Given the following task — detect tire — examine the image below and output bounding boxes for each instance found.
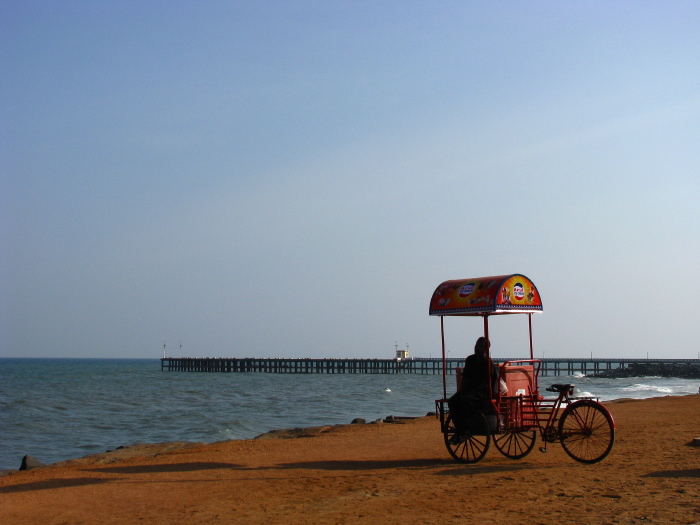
[494,430,537,460]
[558,400,615,464]
[444,413,490,464]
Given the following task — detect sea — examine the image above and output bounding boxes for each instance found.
[1,358,698,471]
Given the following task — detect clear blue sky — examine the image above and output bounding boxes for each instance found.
[2,1,699,359]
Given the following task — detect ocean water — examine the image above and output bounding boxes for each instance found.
[1,358,698,471]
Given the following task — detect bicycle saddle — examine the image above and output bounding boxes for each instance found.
[546,383,574,393]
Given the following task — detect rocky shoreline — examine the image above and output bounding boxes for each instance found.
[589,362,700,379]
[0,414,421,477]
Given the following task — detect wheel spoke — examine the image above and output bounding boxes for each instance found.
[444,414,491,463]
[559,401,614,463]
[494,430,536,460]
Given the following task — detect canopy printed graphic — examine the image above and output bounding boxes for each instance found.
[429,274,542,316]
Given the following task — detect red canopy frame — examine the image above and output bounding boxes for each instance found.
[429,274,543,400]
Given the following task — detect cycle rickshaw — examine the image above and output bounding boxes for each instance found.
[431,274,615,464]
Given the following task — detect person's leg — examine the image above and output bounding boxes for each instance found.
[448,392,467,433]
[461,396,480,434]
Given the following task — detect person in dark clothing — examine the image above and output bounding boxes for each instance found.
[447,336,499,444]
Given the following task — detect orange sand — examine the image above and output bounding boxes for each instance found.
[1,395,699,524]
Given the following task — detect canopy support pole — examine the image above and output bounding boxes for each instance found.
[441,316,447,400]
[528,313,534,360]
[483,315,494,404]
[483,315,490,345]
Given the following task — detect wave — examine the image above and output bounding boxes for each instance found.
[622,383,673,393]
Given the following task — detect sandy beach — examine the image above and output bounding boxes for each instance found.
[1,395,698,524]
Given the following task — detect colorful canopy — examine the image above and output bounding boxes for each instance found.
[429,274,542,316]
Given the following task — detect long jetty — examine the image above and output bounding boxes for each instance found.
[159,357,698,376]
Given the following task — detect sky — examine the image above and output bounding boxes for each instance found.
[2,1,699,360]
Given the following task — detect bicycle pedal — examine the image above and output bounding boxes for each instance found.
[539,447,547,453]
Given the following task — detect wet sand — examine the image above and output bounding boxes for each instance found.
[1,395,699,524]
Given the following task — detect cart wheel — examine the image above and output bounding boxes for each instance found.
[558,400,615,464]
[494,430,537,460]
[444,413,490,463]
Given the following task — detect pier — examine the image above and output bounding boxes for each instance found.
[160,357,699,376]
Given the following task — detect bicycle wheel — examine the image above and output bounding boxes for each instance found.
[444,413,490,464]
[558,400,615,464]
[494,430,537,460]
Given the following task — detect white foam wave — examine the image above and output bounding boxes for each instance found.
[622,384,673,393]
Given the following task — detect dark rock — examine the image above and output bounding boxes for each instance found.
[19,455,46,471]
[351,418,366,424]
[589,362,700,379]
[254,426,332,439]
[384,415,418,422]
[383,415,417,424]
